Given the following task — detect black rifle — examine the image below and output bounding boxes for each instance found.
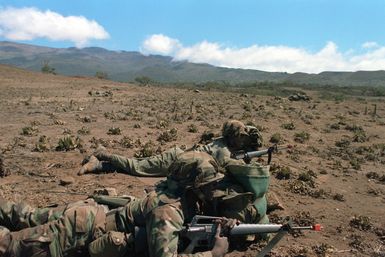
[231,144,293,164]
[181,215,321,257]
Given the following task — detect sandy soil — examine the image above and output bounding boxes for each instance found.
[0,64,384,257]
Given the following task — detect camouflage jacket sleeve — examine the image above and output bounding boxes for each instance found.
[146,202,212,257]
[194,138,232,168]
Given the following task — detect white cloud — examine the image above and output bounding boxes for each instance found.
[362,41,379,49]
[141,35,385,73]
[141,34,181,55]
[0,7,109,47]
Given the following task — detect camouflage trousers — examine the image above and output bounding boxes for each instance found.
[1,203,106,257]
[97,146,184,177]
[0,199,136,257]
[0,198,67,231]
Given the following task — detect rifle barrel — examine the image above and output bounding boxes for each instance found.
[229,223,320,236]
[230,224,283,235]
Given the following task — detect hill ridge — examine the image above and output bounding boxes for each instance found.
[1,41,385,86]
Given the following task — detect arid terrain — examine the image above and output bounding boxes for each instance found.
[0,64,384,257]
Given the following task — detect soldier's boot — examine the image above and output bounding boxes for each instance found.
[93,145,113,161]
[0,226,11,256]
[78,156,103,175]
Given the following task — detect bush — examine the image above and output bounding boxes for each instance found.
[335,138,351,148]
[41,60,56,74]
[107,127,121,135]
[352,130,367,142]
[77,127,90,135]
[187,124,198,133]
[21,126,39,136]
[281,122,295,130]
[95,71,108,79]
[56,136,82,151]
[120,136,134,148]
[294,131,310,143]
[350,215,372,231]
[270,133,282,144]
[134,141,161,157]
[34,135,50,152]
[274,166,292,180]
[135,76,152,86]
[157,128,178,143]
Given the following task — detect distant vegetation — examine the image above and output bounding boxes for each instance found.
[41,60,56,75]
[158,80,385,98]
[95,71,108,79]
[135,76,153,86]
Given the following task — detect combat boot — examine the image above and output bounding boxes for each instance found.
[0,226,11,256]
[78,156,102,175]
[93,145,113,161]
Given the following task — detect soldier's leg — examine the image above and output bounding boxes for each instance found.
[2,224,52,257]
[103,146,185,177]
[79,146,184,177]
[78,156,116,175]
[0,198,54,231]
[4,204,107,257]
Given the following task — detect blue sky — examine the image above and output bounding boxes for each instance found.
[1,0,385,73]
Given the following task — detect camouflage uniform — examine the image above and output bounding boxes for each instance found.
[0,198,99,231]
[0,199,106,257]
[95,139,229,177]
[0,152,233,257]
[83,120,262,177]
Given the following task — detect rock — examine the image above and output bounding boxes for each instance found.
[93,187,117,196]
[59,176,75,186]
[288,93,310,101]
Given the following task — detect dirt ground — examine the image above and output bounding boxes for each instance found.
[0,64,384,257]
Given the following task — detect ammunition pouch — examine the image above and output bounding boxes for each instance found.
[88,231,134,257]
[105,210,118,232]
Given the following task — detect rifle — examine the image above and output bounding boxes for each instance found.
[181,215,321,257]
[231,144,293,164]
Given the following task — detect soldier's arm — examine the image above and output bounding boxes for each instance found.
[146,204,213,257]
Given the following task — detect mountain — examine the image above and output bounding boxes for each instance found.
[1,41,385,86]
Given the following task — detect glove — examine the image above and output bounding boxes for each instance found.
[211,224,229,257]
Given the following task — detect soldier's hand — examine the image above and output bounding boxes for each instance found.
[215,217,240,234]
[211,224,229,257]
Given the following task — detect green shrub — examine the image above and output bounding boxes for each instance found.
[157,128,178,143]
[270,133,282,144]
[95,71,108,79]
[350,215,372,231]
[134,141,160,157]
[34,135,50,152]
[294,131,310,143]
[335,138,351,148]
[281,122,295,130]
[56,136,82,151]
[77,127,90,135]
[21,126,39,136]
[107,127,121,135]
[275,166,292,180]
[187,124,198,133]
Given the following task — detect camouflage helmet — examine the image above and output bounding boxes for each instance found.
[245,125,263,148]
[167,151,224,189]
[222,120,263,149]
[222,120,248,138]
